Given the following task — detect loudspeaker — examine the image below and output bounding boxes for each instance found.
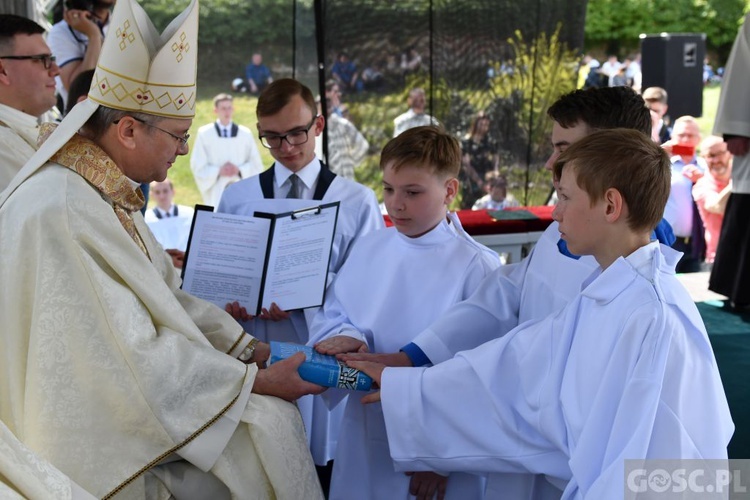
[640,33,705,119]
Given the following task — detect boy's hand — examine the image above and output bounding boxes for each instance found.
[259,302,291,322]
[315,336,367,355]
[406,471,447,500]
[338,351,413,367]
[346,360,385,404]
[225,301,252,322]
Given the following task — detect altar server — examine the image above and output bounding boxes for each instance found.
[309,126,499,500]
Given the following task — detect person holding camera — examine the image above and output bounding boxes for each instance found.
[47,0,114,111]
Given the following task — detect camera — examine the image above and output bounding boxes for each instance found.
[65,0,94,13]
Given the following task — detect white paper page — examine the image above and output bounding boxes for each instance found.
[181,211,272,310]
[261,204,339,312]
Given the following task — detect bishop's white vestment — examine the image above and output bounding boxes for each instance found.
[0,132,322,499]
[308,217,499,499]
[381,243,733,499]
[0,419,95,499]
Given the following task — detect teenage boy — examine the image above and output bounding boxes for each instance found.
[216,78,382,488]
[309,126,499,500]
[351,129,733,499]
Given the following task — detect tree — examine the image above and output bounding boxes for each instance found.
[585,0,747,62]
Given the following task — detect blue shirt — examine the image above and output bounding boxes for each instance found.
[245,63,272,84]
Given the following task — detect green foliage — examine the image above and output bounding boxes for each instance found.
[585,0,748,60]
[490,25,579,156]
[140,0,311,85]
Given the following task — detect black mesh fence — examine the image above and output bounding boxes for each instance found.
[295,0,588,206]
[183,0,588,207]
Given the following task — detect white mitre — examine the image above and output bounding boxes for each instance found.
[0,0,199,208]
[89,0,197,118]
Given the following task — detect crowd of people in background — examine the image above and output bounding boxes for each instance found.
[182,47,738,276]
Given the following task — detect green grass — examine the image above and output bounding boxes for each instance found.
[164,84,725,209]
[697,83,721,139]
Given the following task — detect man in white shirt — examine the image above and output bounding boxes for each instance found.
[0,15,60,190]
[663,115,707,272]
[190,92,264,206]
[393,87,438,137]
[47,0,113,111]
[144,178,194,253]
[600,54,621,87]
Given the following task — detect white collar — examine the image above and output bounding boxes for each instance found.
[155,205,175,216]
[0,102,40,147]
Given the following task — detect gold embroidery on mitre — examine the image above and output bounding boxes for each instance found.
[86,0,198,119]
[171,32,189,63]
[116,20,135,50]
[40,123,151,259]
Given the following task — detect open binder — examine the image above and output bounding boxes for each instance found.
[181,202,340,315]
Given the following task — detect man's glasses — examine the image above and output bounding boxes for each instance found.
[115,116,190,147]
[259,116,318,149]
[0,54,57,70]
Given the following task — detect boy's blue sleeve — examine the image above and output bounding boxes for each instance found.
[401,342,431,367]
[652,218,675,246]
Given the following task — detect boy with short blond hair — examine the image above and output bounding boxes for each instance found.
[352,128,733,499]
[309,126,499,500]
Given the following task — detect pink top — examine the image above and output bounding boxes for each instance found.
[692,174,729,263]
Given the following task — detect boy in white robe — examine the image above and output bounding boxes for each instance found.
[309,126,500,500]
[351,129,734,499]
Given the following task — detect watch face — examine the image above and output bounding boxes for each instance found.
[239,339,258,362]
